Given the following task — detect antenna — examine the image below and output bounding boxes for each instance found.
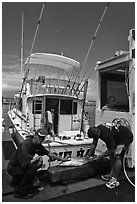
[21,12,24,76]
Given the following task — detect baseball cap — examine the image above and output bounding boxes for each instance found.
[36,128,48,137]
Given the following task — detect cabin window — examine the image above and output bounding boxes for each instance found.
[73,102,77,114]
[46,98,59,111]
[101,73,129,112]
[60,99,72,114]
[32,100,42,114]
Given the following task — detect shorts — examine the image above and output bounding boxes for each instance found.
[114,144,129,159]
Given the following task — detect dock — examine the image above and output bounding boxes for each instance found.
[2,105,135,202]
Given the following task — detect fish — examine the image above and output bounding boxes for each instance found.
[59,157,94,167]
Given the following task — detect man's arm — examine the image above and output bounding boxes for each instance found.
[95,136,115,161]
[48,151,69,162]
[95,148,114,161]
[89,139,98,156]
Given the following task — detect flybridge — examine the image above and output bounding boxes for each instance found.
[24,53,81,70]
[22,53,82,97]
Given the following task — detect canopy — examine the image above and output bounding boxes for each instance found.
[25,53,81,70]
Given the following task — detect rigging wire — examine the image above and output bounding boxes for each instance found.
[74,2,109,95]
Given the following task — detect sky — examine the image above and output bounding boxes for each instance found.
[2,1,135,101]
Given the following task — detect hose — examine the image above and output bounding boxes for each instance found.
[123,153,135,187]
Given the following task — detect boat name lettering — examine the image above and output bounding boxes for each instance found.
[49,148,90,162]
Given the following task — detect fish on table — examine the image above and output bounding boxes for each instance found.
[59,157,95,167]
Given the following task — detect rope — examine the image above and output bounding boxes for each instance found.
[123,151,135,187]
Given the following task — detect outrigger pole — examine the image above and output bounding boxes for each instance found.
[29,3,45,55]
[73,3,109,136]
[19,3,45,99]
[74,2,110,95]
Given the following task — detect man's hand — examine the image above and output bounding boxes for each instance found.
[94,155,102,161]
[37,158,43,168]
[62,155,71,162]
[31,156,43,167]
[31,156,42,163]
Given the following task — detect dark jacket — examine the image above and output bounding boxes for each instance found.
[7,138,49,176]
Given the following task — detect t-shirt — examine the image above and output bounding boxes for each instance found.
[46,110,53,123]
[97,124,133,150]
[112,126,133,145]
[97,124,116,150]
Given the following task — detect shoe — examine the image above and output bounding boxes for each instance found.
[106,177,120,189]
[101,174,112,181]
[13,192,35,199]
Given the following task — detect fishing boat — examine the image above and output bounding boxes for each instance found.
[7,3,110,169]
[8,52,93,168]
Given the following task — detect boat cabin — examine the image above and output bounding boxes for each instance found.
[14,53,88,139]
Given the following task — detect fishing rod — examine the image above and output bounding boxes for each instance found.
[30,3,45,55]
[67,69,80,95]
[76,66,95,96]
[74,2,109,95]
[68,70,81,95]
[62,64,78,94]
[69,61,94,97]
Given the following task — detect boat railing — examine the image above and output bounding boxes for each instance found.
[28,77,84,96]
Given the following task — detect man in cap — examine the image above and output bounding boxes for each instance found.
[87,123,133,189]
[7,128,69,199]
